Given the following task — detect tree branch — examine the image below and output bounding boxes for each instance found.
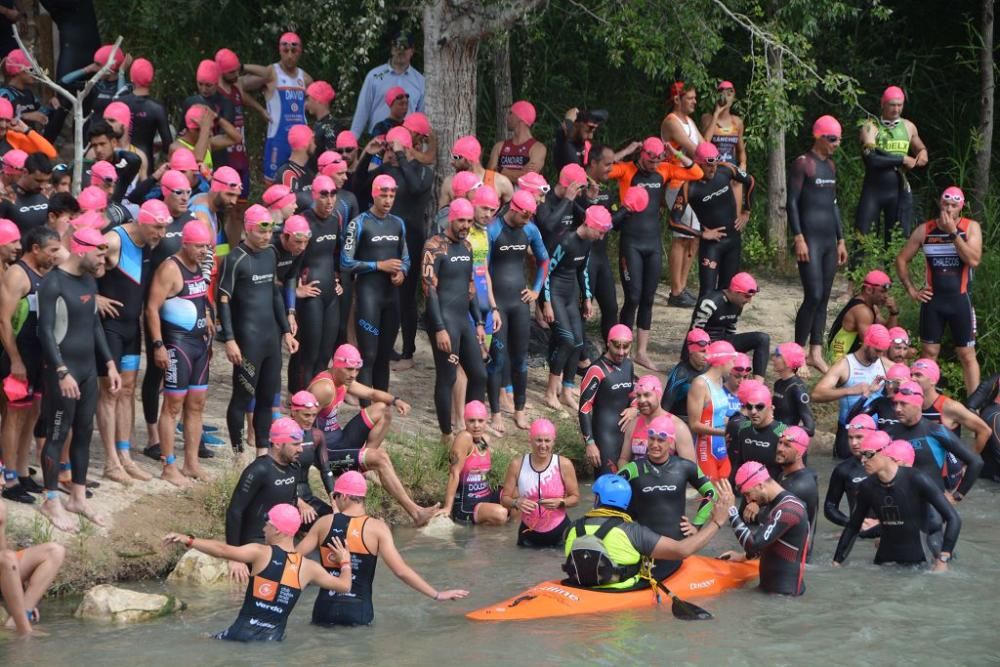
[443,0,547,42]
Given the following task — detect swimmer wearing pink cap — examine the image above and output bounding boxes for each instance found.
[440,401,510,526]
[578,323,635,471]
[910,359,991,450]
[828,267,897,363]
[771,340,814,436]
[688,339,741,481]
[775,425,817,545]
[0,218,20,263]
[488,100,544,181]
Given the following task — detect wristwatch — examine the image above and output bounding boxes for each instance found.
[152,340,165,350]
[951,491,963,502]
[56,367,70,380]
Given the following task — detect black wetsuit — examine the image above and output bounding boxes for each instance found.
[297,426,334,520]
[728,419,787,483]
[0,185,48,233]
[855,121,913,249]
[778,467,818,559]
[670,164,754,295]
[544,230,592,385]
[979,402,1000,481]
[824,455,869,527]
[181,92,236,168]
[225,454,298,545]
[486,217,548,413]
[689,289,770,377]
[334,190,361,347]
[846,391,902,434]
[787,151,843,347]
[217,242,291,451]
[312,513,378,626]
[340,210,409,391]
[422,232,486,434]
[38,268,112,491]
[620,456,715,578]
[772,375,815,435]
[661,359,702,421]
[273,159,313,212]
[287,207,342,393]
[728,491,809,596]
[552,120,586,171]
[309,115,341,172]
[579,182,621,341]
[119,92,173,163]
[834,466,961,565]
[578,355,634,474]
[216,545,303,642]
[536,189,582,251]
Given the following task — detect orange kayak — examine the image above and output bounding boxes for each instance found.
[467,556,759,621]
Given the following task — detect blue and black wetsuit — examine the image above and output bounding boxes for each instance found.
[543,230,592,387]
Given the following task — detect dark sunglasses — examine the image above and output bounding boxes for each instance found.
[96,175,116,185]
[392,94,410,102]
[861,445,889,460]
[450,153,465,161]
[743,402,767,412]
[732,366,751,374]
[642,151,666,161]
[737,288,760,296]
[688,340,710,349]
[76,238,108,251]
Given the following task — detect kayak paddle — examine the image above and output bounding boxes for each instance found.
[655,580,713,621]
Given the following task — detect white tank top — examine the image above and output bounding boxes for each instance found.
[266,64,306,139]
[517,454,566,533]
[838,354,889,424]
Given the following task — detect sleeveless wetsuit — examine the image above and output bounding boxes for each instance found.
[0,260,43,407]
[497,137,537,176]
[160,256,210,396]
[855,118,912,249]
[98,225,150,376]
[920,217,976,347]
[694,373,733,480]
[313,513,378,626]
[309,372,375,472]
[216,545,302,641]
[828,297,874,362]
[834,353,888,458]
[452,439,499,523]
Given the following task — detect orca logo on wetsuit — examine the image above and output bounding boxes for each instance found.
[642,484,678,492]
[450,255,471,262]
[701,186,731,202]
[609,382,633,390]
[18,204,48,212]
[635,182,661,190]
[165,231,182,238]
[316,234,337,243]
[499,244,527,251]
[274,476,297,486]
[746,439,771,448]
[370,235,399,242]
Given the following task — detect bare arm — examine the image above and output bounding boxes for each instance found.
[295,514,332,556]
[895,225,926,293]
[687,378,723,437]
[0,266,28,369]
[486,140,502,171]
[237,82,269,121]
[810,359,855,403]
[144,259,181,344]
[524,142,547,174]
[944,399,991,454]
[300,558,351,593]
[441,434,472,515]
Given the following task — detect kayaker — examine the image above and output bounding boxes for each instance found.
[562,474,731,590]
[500,418,580,547]
[619,414,717,579]
[717,466,810,596]
[442,401,509,525]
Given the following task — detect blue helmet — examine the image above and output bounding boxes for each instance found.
[593,474,632,510]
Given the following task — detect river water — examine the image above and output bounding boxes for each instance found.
[5,458,1000,666]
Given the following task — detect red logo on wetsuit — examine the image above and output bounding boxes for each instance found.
[80,294,92,304]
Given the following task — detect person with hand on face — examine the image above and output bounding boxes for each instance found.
[788,115,848,373]
[619,374,697,470]
[828,269,898,363]
[500,418,579,547]
[700,80,747,170]
[488,100,547,181]
[896,186,982,394]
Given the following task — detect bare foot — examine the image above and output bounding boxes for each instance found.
[181,466,206,480]
[560,391,578,410]
[103,465,133,486]
[634,354,661,372]
[412,503,442,527]
[390,357,414,372]
[513,411,531,430]
[499,391,515,414]
[806,356,829,374]
[64,497,106,527]
[542,393,562,411]
[489,413,506,436]
[121,459,153,481]
[39,498,78,533]
[161,466,192,487]
[440,433,455,450]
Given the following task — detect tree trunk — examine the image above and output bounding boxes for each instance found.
[973,0,995,215]
[493,31,513,142]
[766,45,789,266]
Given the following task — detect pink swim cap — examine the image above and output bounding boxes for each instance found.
[371,174,397,198]
[129,57,154,87]
[93,44,125,71]
[847,413,876,432]
[911,358,941,384]
[694,142,720,164]
[894,380,924,407]
[863,323,891,351]
[333,344,363,369]
[517,172,549,195]
[334,470,368,497]
[4,49,30,76]
[812,114,842,138]
[686,328,711,349]
[196,59,220,85]
[402,112,431,136]
[510,100,537,126]
[452,171,482,199]
[732,353,751,371]
[736,378,764,404]
[641,136,666,157]
[90,160,118,184]
[558,163,588,188]
[311,175,336,197]
[161,169,191,193]
[705,340,737,366]
[184,105,204,131]
[1,148,24,172]
[211,166,242,194]
[282,215,311,236]
[266,503,302,536]
[70,210,104,230]
[886,439,914,466]
[510,189,538,215]
[0,97,12,121]
[607,323,633,343]
[448,197,475,222]
[728,272,758,295]
[941,186,965,207]
[782,426,810,455]
[647,415,676,440]
[270,416,304,444]
[744,384,773,408]
[279,32,302,48]
[103,101,132,130]
[70,227,106,256]
[881,86,905,104]
[138,199,171,225]
[735,461,770,494]
[863,269,892,289]
[181,220,212,245]
[888,326,909,344]
[263,184,296,211]
[634,374,662,396]
[290,390,320,410]
[622,186,649,213]
[0,219,19,245]
[214,48,240,74]
[471,185,499,209]
[529,418,556,439]
[860,430,891,453]
[384,85,408,108]
[287,124,313,151]
[336,131,359,150]
[464,400,488,421]
[775,342,805,370]
[886,362,911,382]
[243,204,272,230]
[451,135,482,162]
[717,80,735,91]
[78,186,108,212]
[584,205,612,232]
[169,148,198,172]
[306,80,335,105]
[385,125,413,149]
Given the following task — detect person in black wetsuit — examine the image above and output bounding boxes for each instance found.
[774,426,818,559]
[689,271,769,378]
[824,413,878,535]
[180,60,240,169]
[788,115,848,373]
[0,49,59,139]
[118,58,173,165]
[578,144,621,341]
[718,469,809,596]
[579,324,635,474]
[537,162,587,251]
[485,190,548,429]
[296,471,469,627]
[165,502,353,641]
[669,141,755,296]
[619,414,717,580]
[94,200,169,486]
[61,44,128,136]
[305,81,340,171]
[771,342,815,435]
[728,383,787,489]
[218,205,297,456]
[0,151,50,233]
[340,174,410,392]
[287,175,342,393]
[542,205,610,411]
[661,328,710,421]
[287,391,334,527]
[833,430,960,570]
[38,227,121,533]
[145,220,213,487]
[422,198,487,439]
[0,225,60,504]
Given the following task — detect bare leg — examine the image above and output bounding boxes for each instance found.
[157,393,190,487]
[0,551,31,634]
[15,402,39,477]
[451,368,467,432]
[669,238,687,296]
[633,328,660,371]
[63,483,105,527]
[363,448,438,526]
[512,410,530,430]
[96,378,129,484]
[473,503,510,526]
[806,344,829,373]
[181,391,208,479]
[39,496,77,533]
[1,407,27,488]
[955,346,980,395]
[116,373,151,481]
[543,374,563,411]
[681,238,698,291]
[14,543,65,610]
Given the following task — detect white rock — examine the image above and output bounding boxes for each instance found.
[419,513,457,538]
[75,584,184,623]
[166,549,229,587]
